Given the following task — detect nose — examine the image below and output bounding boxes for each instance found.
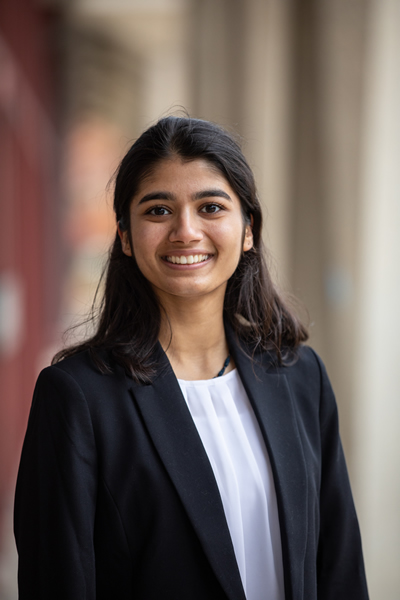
[168,207,203,244]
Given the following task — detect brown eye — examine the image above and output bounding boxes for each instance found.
[200,203,223,214]
[147,206,170,216]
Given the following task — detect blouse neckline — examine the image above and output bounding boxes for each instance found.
[177,368,238,386]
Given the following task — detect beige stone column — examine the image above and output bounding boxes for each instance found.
[290,0,368,455]
[191,0,295,283]
[240,0,294,286]
[353,0,400,596]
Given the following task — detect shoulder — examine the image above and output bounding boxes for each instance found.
[35,349,128,410]
[281,344,325,386]
[26,351,132,450]
[278,345,338,428]
[258,344,325,388]
[50,348,111,380]
[53,347,125,381]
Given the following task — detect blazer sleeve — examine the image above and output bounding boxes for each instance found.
[313,351,369,599]
[14,365,98,600]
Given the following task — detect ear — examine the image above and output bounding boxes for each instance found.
[243,215,254,252]
[117,222,132,257]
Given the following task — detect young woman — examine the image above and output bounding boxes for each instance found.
[14,116,369,600]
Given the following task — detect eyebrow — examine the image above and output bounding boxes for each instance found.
[137,188,232,205]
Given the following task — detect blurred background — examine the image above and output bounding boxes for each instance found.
[1,0,399,597]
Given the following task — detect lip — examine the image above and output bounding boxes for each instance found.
[160,251,214,269]
[162,249,214,257]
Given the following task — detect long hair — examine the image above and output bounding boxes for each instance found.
[53,116,308,381]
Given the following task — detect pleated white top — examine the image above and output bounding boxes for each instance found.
[178,368,284,600]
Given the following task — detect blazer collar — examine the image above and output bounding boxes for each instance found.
[129,331,307,600]
[129,344,246,600]
[225,326,308,600]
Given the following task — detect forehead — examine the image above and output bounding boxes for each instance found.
[133,157,236,199]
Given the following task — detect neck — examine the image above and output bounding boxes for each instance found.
[158,294,232,380]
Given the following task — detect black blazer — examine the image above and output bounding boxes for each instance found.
[14,328,369,600]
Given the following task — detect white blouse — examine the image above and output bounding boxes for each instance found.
[178,369,284,600]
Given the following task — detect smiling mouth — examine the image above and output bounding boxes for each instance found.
[163,254,212,265]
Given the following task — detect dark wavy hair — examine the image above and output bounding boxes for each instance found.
[53,116,308,381]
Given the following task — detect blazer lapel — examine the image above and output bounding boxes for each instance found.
[226,329,308,600]
[129,346,246,600]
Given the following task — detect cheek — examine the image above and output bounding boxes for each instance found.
[131,224,161,260]
[212,219,246,255]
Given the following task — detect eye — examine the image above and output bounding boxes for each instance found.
[199,202,224,214]
[146,205,171,216]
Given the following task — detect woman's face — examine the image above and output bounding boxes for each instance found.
[119,157,253,306]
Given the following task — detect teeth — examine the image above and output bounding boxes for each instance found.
[166,254,209,264]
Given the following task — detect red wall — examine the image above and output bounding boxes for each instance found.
[0,0,61,529]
